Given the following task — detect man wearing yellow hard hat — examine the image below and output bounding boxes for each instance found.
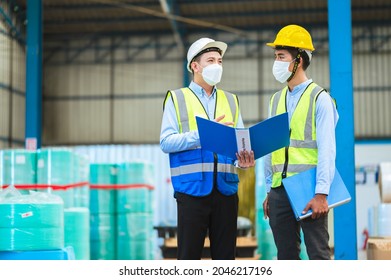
[160,38,255,259]
[262,25,339,260]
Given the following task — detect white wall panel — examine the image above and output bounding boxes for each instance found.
[44,64,111,97]
[0,88,10,137]
[114,61,182,94]
[43,100,111,144]
[12,94,25,141]
[12,41,25,92]
[113,98,162,143]
[0,34,10,84]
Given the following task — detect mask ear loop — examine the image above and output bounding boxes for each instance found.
[287,51,302,82]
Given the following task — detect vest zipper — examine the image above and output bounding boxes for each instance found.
[281,129,292,180]
[213,153,218,189]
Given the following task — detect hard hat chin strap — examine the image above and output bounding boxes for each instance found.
[287,51,302,82]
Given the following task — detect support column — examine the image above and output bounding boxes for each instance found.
[328,0,357,259]
[25,0,43,149]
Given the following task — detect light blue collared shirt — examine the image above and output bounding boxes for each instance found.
[264,79,339,195]
[160,81,244,154]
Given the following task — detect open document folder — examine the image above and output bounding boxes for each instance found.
[282,168,352,221]
[195,112,289,160]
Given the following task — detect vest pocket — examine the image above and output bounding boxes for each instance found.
[225,172,239,183]
[178,149,203,182]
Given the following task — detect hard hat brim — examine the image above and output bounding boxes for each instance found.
[266,42,315,52]
[187,41,227,72]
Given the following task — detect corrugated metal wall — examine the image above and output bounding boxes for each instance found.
[43,36,183,145]
[43,25,391,145]
[0,2,25,149]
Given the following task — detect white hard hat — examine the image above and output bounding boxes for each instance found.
[186,38,227,72]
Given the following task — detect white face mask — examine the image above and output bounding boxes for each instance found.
[201,64,223,86]
[272,60,295,83]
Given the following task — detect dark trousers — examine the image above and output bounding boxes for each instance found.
[268,186,331,260]
[175,188,239,260]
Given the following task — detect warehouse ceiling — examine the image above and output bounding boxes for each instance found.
[11,0,391,42]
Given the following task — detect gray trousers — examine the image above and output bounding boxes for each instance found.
[268,186,331,260]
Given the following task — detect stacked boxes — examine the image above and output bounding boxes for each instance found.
[37,148,91,260]
[89,163,117,260]
[116,162,154,260]
[0,148,90,260]
[89,162,155,260]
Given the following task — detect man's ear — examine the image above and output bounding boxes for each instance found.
[298,56,304,67]
[191,61,201,73]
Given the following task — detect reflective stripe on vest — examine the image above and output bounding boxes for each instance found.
[166,87,239,133]
[165,87,240,196]
[270,82,324,188]
[170,162,237,177]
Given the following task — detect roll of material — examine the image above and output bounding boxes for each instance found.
[377,203,391,237]
[0,187,64,251]
[0,227,64,251]
[379,162,391,203]
[0,202,64,228]
[0,188,64,228]
[64,207,90,260]
[368,203,391,237]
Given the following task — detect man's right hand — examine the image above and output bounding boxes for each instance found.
[215,114,234,127]
[263,194,270,219]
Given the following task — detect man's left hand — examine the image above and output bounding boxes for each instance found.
[236,150,255,168]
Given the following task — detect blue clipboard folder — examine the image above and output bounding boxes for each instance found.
[282,168,352,221]
[195,112,289,160]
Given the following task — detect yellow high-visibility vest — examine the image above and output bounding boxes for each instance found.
[270,82,327,188]
[164,87,239,132]
[163,87,241,196]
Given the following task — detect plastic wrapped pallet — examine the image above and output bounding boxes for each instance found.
[73,154,90,208]
[89,163,117,214]
[0,149,37,194]
[36,148,76,208]
[64,207,90,260]
[116,162,154,214]
[89,163,118,260]
[115,162,155,259]
[0,186,64,251]
[90,213,116,260]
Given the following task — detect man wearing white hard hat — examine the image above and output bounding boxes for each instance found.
[160,38,254,260]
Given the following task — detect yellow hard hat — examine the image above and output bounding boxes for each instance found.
[266,24,315,51]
